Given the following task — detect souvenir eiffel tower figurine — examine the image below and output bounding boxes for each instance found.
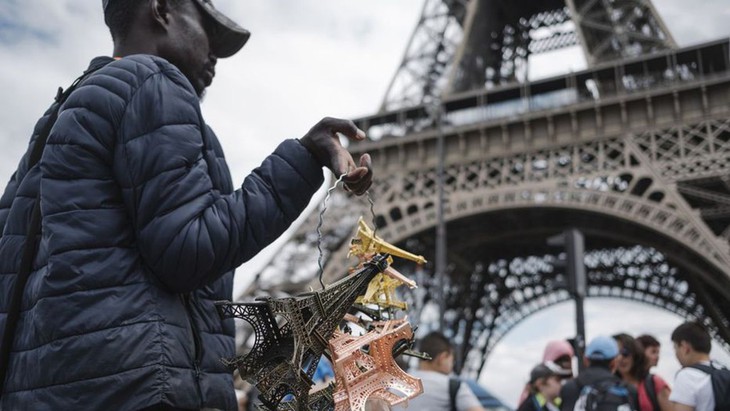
[349,217,424,311]
[215,254,390,410]
[328,318,423,411]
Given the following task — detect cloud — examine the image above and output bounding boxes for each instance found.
[653,0,730,45]
[0,0,109,181]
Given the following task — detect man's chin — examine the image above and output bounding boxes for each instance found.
[199,76,214,98]
[194,78,210,100]
[195,81,208,101]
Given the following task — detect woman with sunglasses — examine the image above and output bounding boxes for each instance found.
[612,333,672,411]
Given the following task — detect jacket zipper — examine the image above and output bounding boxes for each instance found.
[182,293,204,408]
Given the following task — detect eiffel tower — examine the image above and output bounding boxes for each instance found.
[242,0,730,377]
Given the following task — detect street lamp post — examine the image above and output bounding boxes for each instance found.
[548,229,587,372]
[431,99,447,333]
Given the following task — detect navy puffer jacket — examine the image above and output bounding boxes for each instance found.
[0,55,324,410]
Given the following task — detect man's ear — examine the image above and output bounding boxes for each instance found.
[433,351,448,366]
[150,0,172,29]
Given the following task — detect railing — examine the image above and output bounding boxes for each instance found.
[354,38,730,141]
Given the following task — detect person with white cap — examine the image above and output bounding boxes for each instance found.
[0,1,372,410]
[559,336,638,411]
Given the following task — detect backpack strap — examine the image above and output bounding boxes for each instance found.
[449,377,461,411]
[626,381,640,411]
[644,374,661,411]
[0,64,107,397]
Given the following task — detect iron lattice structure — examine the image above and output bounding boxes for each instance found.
[380,0,676,111]
[243,0,730,377]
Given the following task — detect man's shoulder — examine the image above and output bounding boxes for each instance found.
[582,366,619,383]
[670,362,716,410]
[108,54,174,73]
[675,362,716,383]
[76,54,197,112]
[92,55,186,91]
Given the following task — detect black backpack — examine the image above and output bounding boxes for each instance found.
[573,379,636,411]
[449,378,461,411]
[688,362,730,411]
[643,374,661,411]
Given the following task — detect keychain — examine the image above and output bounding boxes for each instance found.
[316,174,379,289]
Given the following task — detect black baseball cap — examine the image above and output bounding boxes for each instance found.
[102,0,250,58]
[529,362,572,383]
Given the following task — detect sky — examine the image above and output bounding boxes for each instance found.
[1,0,729,408]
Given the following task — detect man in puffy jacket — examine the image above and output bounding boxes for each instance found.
[0,0,372,410]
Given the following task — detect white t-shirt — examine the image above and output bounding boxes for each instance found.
[404,370,482,411]
[669,361,715,411]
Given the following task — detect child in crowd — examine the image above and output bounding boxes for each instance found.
[518,340,574,405]
[517,362,571,411]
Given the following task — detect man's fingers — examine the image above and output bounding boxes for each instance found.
[305,118,371,192]
[331,152,355,177]
[358,153,372,169]
[325,117,365,141]
[352,178,373,194]
[342,154,371,180]
[354,128,366,140]
[344,179,372,195]
[343,156,373,195]
[343,166,368,182]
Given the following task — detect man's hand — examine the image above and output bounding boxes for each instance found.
[299,117,373,195]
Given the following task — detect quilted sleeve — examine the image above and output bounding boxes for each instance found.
[115,65,324,293]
